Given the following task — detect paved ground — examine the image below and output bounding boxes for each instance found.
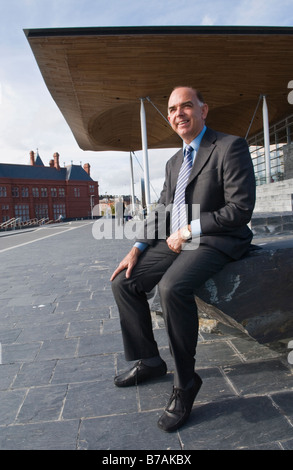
[0,220,293,450]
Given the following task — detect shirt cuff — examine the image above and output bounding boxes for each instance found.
[191,218,201,237]
[134,242,148,252]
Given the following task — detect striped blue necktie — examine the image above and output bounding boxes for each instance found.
[172,145,193,233]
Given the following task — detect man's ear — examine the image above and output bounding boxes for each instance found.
[201,104,209,120]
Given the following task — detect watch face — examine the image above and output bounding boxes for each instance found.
[182,228,191,240]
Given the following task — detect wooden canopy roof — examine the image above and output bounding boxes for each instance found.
[25,26,293,152]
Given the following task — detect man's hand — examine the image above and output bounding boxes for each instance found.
[110,246,141,281]
[166,230,185,253]
[166,225,191,253]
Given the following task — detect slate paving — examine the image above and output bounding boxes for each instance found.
[0,221,293,450]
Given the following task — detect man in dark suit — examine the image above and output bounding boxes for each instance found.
[111,86,256,432]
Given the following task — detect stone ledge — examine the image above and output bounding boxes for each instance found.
[151,235,293,344]
[195,236,293,344]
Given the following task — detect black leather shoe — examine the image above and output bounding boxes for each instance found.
[157,372,202,432]
[114,360,167,387]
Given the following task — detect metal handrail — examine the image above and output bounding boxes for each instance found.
[0,217,21,230]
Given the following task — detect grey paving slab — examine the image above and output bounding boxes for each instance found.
[180,397,292,450]
[0,328,22,344]
[77,332,124,357]
[0,363,21,390]
[0,222,292,450]
[12,360,57,388]
[0,420,80,450]
[0,389,27,425]
[51,355,115,384]
[78,411,182,451]
[223,359,293,396]
[16,384,68,423]
[282,439,293,450]
[63,379,138,420]
[16,323,69,342]
[195,339,244,367]
[178,396,293,450]
[3,342,42,364]
[193,367,238,404]
[67,319,102,337]
[36,338,79,361]
[271,391,293,422]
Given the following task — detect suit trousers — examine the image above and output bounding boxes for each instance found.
[111,239,232,389]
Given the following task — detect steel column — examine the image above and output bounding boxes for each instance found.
[140,98,151,214]
[129,152,136,215]
[262,95,271,184]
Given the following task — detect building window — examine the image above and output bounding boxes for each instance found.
[59,188,65,197]
[35,204,48,220]
[32,188,39,198]
[22,187,29,198]
[0,186,7,197]
[15,204,30,222]
[41,188,48,197]
[1,205,10,222]
[74,188,80,197]
[51,188,57,197]
[53,204,66,220]
[89,184,95,193]
[12,187,19,197]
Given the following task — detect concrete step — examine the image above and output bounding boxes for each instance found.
[255,178,293,212]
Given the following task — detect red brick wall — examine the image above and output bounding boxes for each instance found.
[0,178,99,223]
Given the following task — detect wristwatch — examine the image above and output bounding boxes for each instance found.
[181,226,192,240]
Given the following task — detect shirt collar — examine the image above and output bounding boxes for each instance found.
[183,125,207,153]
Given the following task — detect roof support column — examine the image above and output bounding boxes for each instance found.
[140,98,151,214]
[130,152,135,216]
[262,95,271,184]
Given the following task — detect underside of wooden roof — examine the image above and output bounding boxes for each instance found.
[25,26,293,152]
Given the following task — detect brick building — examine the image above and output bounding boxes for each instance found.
[0,151,99,226]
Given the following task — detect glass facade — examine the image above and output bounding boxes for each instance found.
[248,114,293,185]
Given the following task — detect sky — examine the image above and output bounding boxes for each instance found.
[0,0,293,201]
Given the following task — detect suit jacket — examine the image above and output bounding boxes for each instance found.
[137,127,256,260]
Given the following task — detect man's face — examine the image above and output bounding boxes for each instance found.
[167,87,208,144]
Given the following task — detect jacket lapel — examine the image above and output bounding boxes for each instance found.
[187,127,217,185]
[170,149,184,199]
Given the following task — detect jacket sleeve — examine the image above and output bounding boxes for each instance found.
[200,137,256,234]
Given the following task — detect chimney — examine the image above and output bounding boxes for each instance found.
[49,159,54,168]
[53,152,60,170]
[30,151,35,166]
[83,163,90,176]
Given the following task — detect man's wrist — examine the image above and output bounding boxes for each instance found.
[180,225,192,240]
[134,242,147,252]
[191,219,201,237]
